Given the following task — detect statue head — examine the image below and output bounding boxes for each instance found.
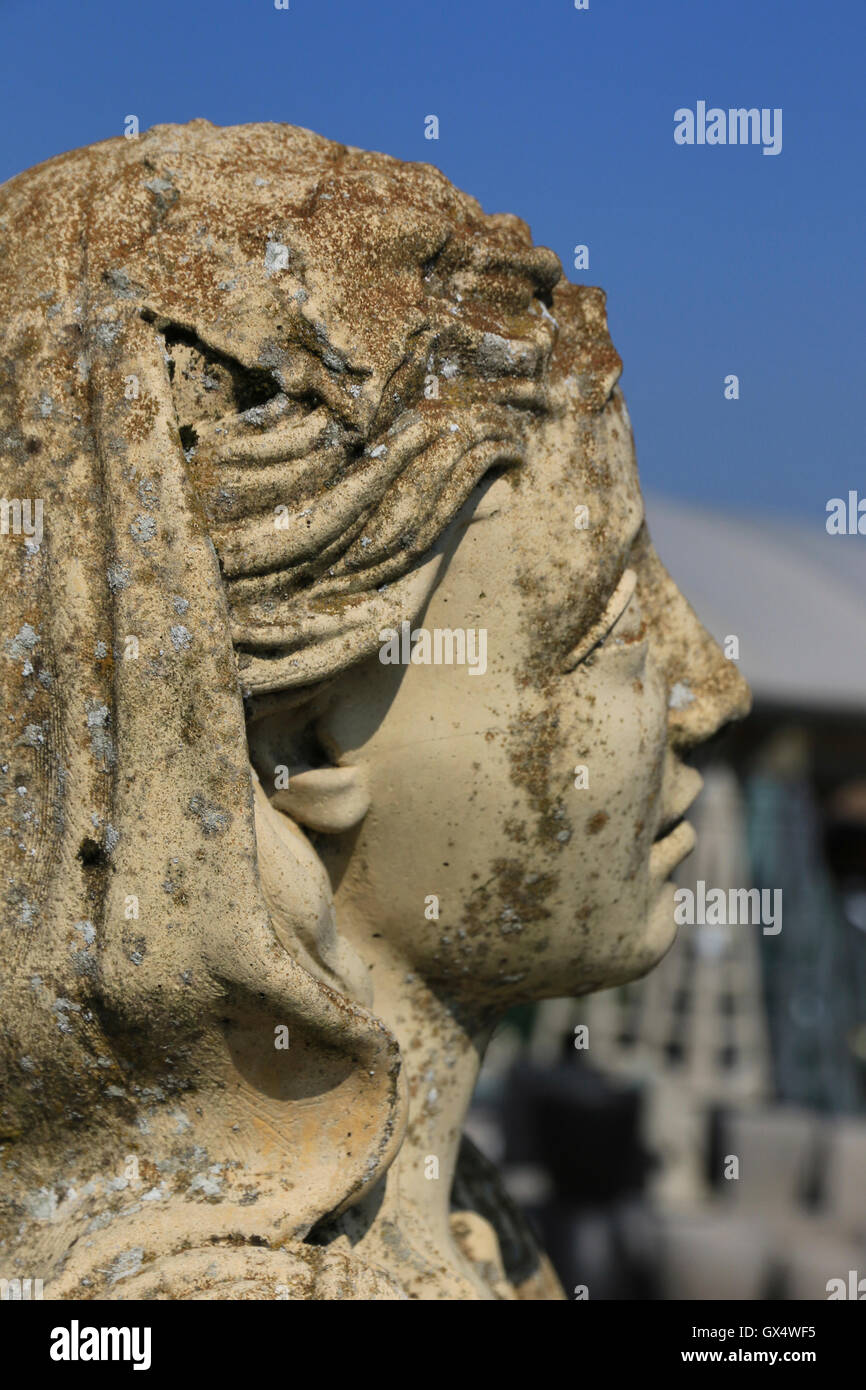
[0,121,749,1297]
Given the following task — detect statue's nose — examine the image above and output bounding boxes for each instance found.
[637,531,752,751]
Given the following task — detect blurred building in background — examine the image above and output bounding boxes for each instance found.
[468,496,866,1300]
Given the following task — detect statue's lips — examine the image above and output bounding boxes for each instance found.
[654,808,685,842]
[649,818,697,878]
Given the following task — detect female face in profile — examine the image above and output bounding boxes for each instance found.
[247,280,750,1020]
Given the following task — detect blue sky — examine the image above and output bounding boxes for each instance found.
[1,0,862,522]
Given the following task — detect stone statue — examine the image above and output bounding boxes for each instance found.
[0,121,749,1300]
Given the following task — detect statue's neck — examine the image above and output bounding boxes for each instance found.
[321,934,497,1298]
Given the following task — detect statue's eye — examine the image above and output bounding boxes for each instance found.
[564,569,641,671]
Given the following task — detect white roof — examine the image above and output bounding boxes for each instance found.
[645,495,866,713]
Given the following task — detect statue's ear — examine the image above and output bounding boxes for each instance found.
[270,763,370,833]
[251,769,373,1006]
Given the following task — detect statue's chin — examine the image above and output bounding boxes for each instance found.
[634,880,681,979]
[575,886,681,998]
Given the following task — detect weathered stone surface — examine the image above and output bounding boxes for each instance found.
[0,121,749,1299]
